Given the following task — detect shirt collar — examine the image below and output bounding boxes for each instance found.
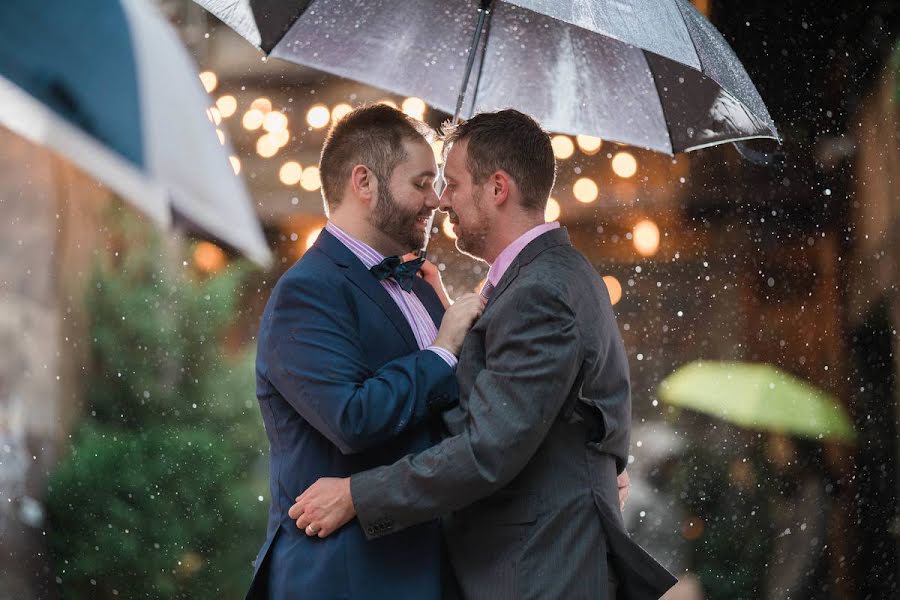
[487,221,560,287]
[325,221,386,270]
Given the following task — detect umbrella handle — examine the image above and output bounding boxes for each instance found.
[452,1,494,125]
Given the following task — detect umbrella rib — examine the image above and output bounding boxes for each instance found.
[643,50,677,155]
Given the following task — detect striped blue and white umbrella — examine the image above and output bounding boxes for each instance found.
[0,0,272,266]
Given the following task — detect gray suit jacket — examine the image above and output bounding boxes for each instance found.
[352,228,677,599]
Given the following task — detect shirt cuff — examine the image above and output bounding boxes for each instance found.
[427,346,458,368]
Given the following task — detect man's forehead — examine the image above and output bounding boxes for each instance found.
[444,141,468,174]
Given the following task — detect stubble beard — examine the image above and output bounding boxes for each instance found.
[454,191,489,262]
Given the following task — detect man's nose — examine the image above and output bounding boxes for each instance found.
[425,187,440,209]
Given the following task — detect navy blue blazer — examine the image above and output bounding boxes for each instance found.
[246,229,458,599]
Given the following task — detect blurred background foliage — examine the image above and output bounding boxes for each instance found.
[45,213,268,599]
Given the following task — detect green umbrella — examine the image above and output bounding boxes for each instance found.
[658,361,856,444]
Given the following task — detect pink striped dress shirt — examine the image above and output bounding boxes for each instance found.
[325,222,457,367]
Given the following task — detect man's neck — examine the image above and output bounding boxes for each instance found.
[483,215,545,265]
[329,211,406,257]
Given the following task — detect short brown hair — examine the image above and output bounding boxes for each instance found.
[442,109,556,212]
[319,104,433,211]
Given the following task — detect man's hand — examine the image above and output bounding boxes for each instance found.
[406,253,450,309]
[288,477,356,538]
[617,468,630,512]
[432,292,485,356]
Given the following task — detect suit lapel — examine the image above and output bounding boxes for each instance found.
[314,229,419,352]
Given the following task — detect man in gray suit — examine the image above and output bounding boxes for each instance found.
[290,110,677,599]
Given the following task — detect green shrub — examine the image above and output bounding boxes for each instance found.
[46,215,268,599]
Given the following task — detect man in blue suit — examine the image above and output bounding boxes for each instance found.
[246,104,484,599]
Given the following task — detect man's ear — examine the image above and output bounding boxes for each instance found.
[350,164,375,203]
[489,170,512,207]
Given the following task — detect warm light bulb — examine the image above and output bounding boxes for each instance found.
[331,103,352,123]
[306,227,323,250]
[263,111,288,133]
[603,276,622,305]
[199,71,217,93]
[612,151,638,178]
[576,135,603,154]
[300,166,321,191]
[551,135,574,160]
[279,161,303,186]
[402,97,427,119]
[242,109,264,131]
[632,219,660,257]
[216,95,237,118]
[573,177,599,203]
[270,128,290,148]
[256,134,279,158]
[306,104,330,129]
[544,198,561,222]
[228,156,241,175]
[194,241,226,273]
[378,99,398,109]
[250,97,272,113]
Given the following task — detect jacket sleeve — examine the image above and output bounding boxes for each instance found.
[262,275,458,455]
[351,281,582,538]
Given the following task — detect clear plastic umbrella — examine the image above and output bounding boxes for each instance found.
[196,0,779,154]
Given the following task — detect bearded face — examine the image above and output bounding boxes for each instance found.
[369,174,434,252]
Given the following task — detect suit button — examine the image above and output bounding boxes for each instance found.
[366,527,376,535]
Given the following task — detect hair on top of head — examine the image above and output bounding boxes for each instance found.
[440,109,556,212]
[319,103,434,211]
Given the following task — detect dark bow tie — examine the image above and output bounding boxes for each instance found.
[369,255,425,292]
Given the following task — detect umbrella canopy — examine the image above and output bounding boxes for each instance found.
[196,0,778,154]
[0,0,271,267]
[658,361,856,444]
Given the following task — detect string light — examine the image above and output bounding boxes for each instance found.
[612,151,638,178]
[199,71,217,93]
[402,97,426,120]
[551,135,574,160]
[242,109,264,131]
[263,111,288,133]
[576,135,603,154]
[300,166,321,191]
[306,104,330,129]
[544,198,561,222]
[194,241,226,273]
[216,95,237,118]
[633,219,660,256]
[270,128,290,148]
[603,276,622,305]
[257,134,279,158]
[331,103,352,123]
[305,227,323,250]
[228,156,241,175]
[573,177,599,203]
[251,97,272,113]
[279,161,303,186]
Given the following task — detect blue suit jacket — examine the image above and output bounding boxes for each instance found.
[246,229,457,599]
